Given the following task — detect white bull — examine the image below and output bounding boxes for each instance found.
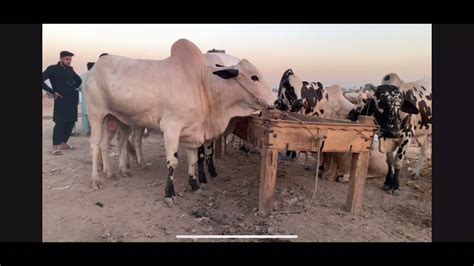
[84,39,275,205]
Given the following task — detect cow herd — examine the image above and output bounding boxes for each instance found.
[83,38,432,206]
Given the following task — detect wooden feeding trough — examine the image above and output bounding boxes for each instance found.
[225,110,378,215]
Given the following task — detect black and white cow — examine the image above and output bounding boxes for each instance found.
[276,69,351,170]
[275,69,390,182]
[275,69,329,162]
[275,69,329,116]
[348,73,432,195]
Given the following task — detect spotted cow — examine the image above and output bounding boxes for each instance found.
[275,69,328,162]
[348,73,432,195]
[275,69,388,181]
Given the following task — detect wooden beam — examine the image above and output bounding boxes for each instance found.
[345,151,370,213]
[258,147,279,216]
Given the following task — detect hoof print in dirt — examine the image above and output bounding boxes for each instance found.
[254,225,268,235]
[192,188,203,195]
[191,206,208,218]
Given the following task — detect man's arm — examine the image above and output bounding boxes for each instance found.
[72,70,82,88]
[42,66,54,94]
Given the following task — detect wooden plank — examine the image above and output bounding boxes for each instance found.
[252,113,377,129]
[262,126,373,152]
[234,116,376,152]
[345,151,370,213]
[259,147,279,216]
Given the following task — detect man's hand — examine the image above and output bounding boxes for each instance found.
[53,92,63,100]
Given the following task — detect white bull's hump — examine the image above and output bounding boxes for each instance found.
[325,84,355,119]
[170,38,206,67]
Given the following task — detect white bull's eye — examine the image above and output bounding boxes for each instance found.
[251,75,259,82]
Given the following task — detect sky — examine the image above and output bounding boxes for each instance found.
[43,24,431,90]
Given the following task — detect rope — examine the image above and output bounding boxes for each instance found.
[269,110,326,208]
[309,137,323,207]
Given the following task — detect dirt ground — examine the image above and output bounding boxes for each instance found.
[42,97,432,242]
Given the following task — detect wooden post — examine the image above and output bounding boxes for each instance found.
[222,135,227,155]
[214,137,222,159]
[258,147,279,216]
[345,151,370,213]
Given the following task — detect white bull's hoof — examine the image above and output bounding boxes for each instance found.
[391,189,401,196]
[382,184,391,191]
[164,197,174,207]
[140,163,150,170]
[200,183,208,190]
[92,180,103,190]
[120,170,132,178]
[105,171,116,180]
[336,175,350,183]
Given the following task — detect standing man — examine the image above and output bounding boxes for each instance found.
[77,62,95,136]
[42,51,82,155]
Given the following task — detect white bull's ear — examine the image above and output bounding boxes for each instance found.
[213,69,239,79]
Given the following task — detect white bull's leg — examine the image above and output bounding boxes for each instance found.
[205,142,218,178]
[186,147,201,191]
[162,124,182,206]
[117,126,134,170]
[134,127,147,169]
[89,115,105,190]
[413,135,428,179]
[97,148,103,173]
[197,145,208,184]
[321,153,339,181]
[117,124,132,177]
[100,115,119,180]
